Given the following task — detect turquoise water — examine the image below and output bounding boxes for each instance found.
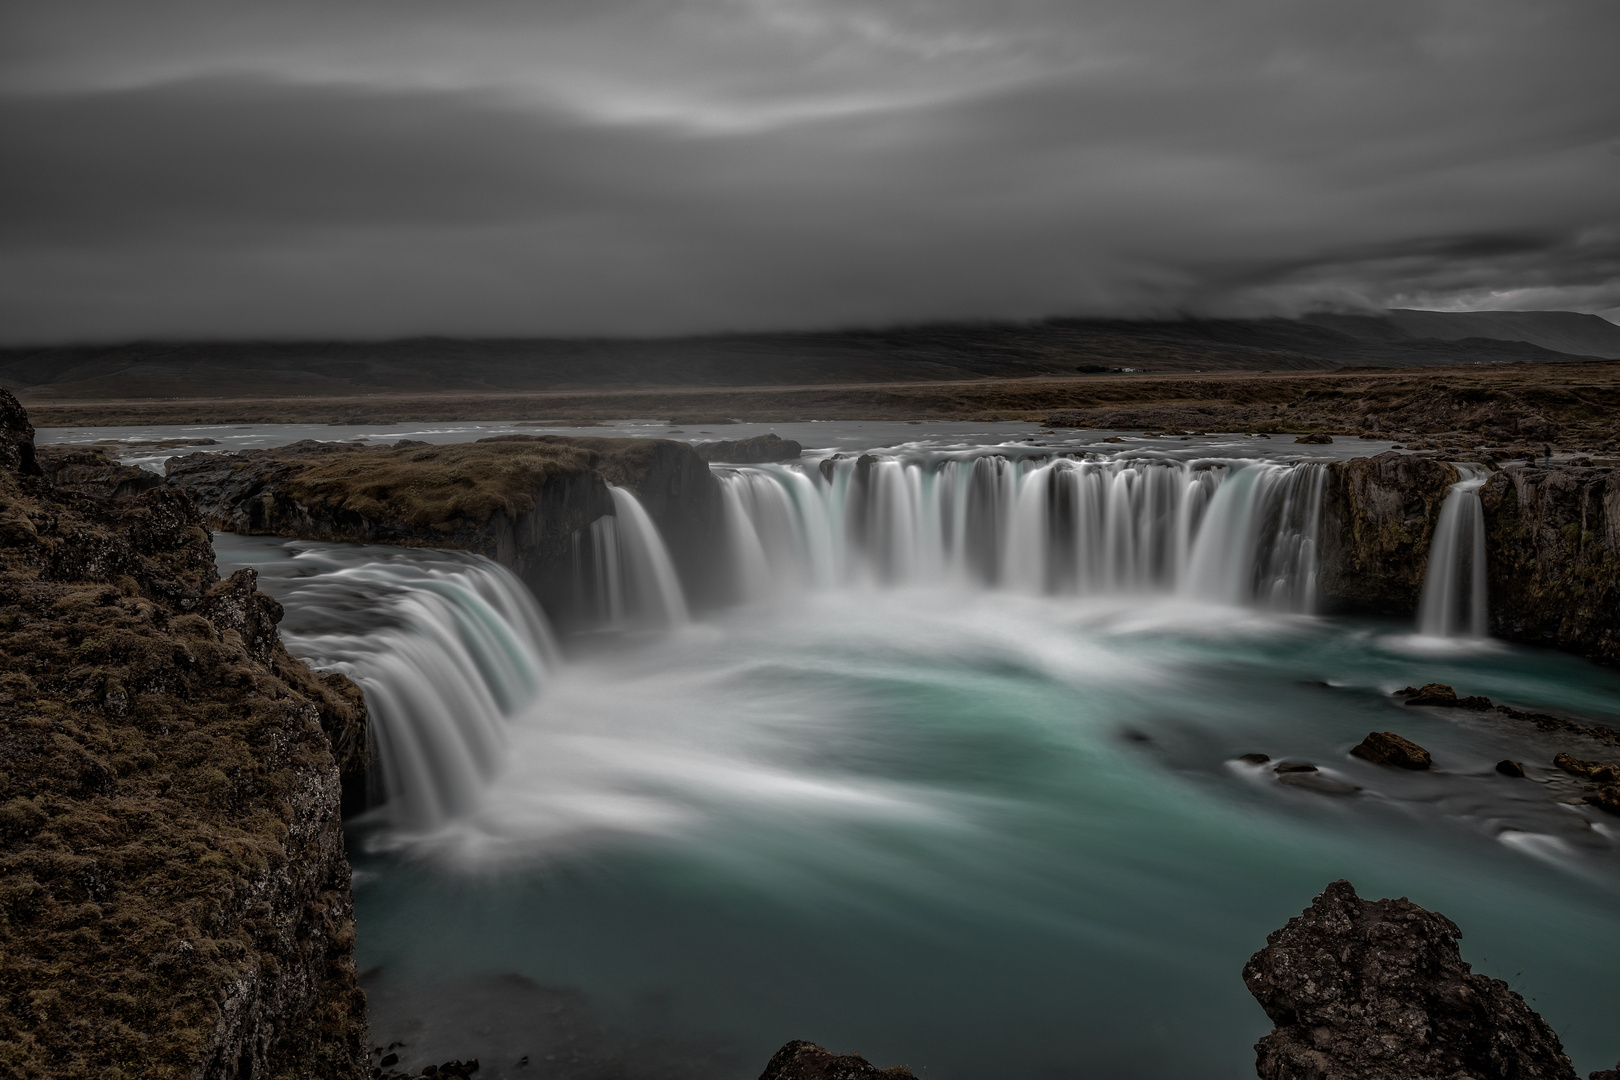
[334,588,1620,1077]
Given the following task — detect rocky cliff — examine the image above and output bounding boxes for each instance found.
[1318,452,1461,615]
[1244,880,1595,1080]
[1479,463,1620,666]
[0,389,368,1079]
[1320,453,1620,666]
[165,435,725,626]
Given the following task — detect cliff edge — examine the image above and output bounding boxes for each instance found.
[0,389,368,1079]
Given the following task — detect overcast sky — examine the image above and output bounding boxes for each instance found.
[2,0,1618,343]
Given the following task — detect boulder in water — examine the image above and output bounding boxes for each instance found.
[1350,731,1433,769]
[758,1040,915,1079]
[1554,752,1620,784]
[1400,682,1458,706]
[1294,433,1333,443]
[1238,753,1272,765]
[1243,879,1581,1080]
[1496,759,1527,777]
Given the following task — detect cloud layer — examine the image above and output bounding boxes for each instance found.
[3,0,1618,342]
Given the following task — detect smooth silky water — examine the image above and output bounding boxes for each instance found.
[199,437,1620,1080]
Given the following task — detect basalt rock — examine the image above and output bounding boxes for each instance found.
[0,388,368,1079]
[1350,731,1433,770]
[1244,879,1580,1080]
[757,1040,916,1080]
[1318,453,1460,616]
[165,434,726,627]
[1478,463,1620,666]
[36,445,165,500]
[693,433,803,463]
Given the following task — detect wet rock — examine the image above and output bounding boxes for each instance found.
[1277,772,1361,794]
[1238,753,1272,765]
[1243,879,1581,1080]
[1293,433,1333,444]
[1496,759,1527,778]
[1553,752,1620,783]
[1479,462,1620,667]
[1351,731,1433,769]
[1273,762,1318,773]
[1400,682,1458,706]
[1588,785,1620,815]
[1317,453,1460,617]
[692,433,802,463]
[757,1040,915,1080]
[1590,1062,1620,1080]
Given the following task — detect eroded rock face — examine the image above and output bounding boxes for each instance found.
[0,388,367,1080]
[1317,453,1460,615]
[165,435,727,625]
[1479,463,1620,667]
[1243,879,1579,1080]
[35,445,164,500]
[693,433,803,463]
[757,1040,916,1080]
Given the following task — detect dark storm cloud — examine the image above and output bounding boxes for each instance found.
[2,0,1618,341]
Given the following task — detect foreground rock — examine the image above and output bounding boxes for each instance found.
[758,1041,915,1080]
[165,434,725,625]
[1244,880,1581,1080]
[0,389,368,1079]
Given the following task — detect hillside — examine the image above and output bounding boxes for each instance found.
[3,313,1612,403]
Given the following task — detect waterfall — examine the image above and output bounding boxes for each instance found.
[1416,472,1489,638]
[268,546,559,832]
[717,455,1326,612]
[575,485,690,629]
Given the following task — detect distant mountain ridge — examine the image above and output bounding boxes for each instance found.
[2,310,1614,402]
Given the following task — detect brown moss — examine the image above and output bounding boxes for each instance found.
[0,458,367,1077]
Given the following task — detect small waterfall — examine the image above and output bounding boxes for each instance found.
[717,455,1327,612]
[1417,472,1489,638]
[576,486,690,628]
[270,547,559,831]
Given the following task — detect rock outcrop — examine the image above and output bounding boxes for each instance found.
[1479,462,1620,666]
[35,445,165,500]
[693,433,803,463]
[1318,452,1460,615]
[757,1040,916,1080]
[1244,879,1582,1080]
[0,389,367,1079]
[165,435,726,625]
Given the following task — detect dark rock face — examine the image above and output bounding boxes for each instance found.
[1318,453,1460,616]
[0,391,367,1079]
[1350,731,1433,770]
[165,435,727,626]
[694,433,803,463]
[757,1041,916,1080]
[36,445,165,499]
[0,387,40,475]
[1479,463,1620,667]
[1244,880,1579,1080]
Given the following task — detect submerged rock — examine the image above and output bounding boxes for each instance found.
[1244,879,1581,1080]
[758,1040,915,1080]
[1350,731,1433,770]
[1277,772,1361,795]
[1238,753,1272,765]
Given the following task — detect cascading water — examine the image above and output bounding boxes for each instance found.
[718,454,1326,611]
[574,485,691,629]
[1416,470,1489,638]
[231,540,560,832]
